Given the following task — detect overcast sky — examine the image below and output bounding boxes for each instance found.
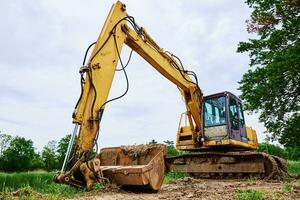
[0,0,267,151]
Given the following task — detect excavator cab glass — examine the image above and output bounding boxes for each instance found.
[203,92,247,144]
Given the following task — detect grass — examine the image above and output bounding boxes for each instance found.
[268,191,280,200]
[287,160,300,174]
[0,171,82,199]
[282,182,293,193]
[234,189,264,200]
[92,183,104,190]
[0,160,299,198]
[164,171,190,184]
[0,171,55,192]
[0,170,198,197]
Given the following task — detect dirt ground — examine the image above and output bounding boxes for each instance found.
[72,178,300,200]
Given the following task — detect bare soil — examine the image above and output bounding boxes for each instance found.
[120,144,165,160]
[72,178,300,200]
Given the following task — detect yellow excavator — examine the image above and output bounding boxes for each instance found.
[54,1,287,191]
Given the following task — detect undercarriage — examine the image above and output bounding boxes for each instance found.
[166,151,288,179]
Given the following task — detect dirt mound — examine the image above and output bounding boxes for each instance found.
[120,144,165,160]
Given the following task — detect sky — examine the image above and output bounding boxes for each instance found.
[0,0,267,151]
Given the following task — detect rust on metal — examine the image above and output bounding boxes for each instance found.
[166,152,288,179]
[54,144,166,191]
[98,144,166,191]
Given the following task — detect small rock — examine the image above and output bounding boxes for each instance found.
[293,186,300,193]
[159,196,167,199]
[187,192,194,198]
[240,183,247,187]
[199,183,207,190]
[183,177,192,182]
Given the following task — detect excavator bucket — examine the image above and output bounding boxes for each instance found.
[97,144,166,191]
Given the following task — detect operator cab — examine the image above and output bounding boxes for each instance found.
[203,91,247,143]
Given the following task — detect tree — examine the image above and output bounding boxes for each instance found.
[278,113,300,147]
[163,140,181,157]
[56,134,76,169]
[258,143,287,159]
[0,136,35,172]
[30,152,44,170]
[0,133,12,156]
[41,140,58,171]
[237,0,300,145]
[148,139,158,144]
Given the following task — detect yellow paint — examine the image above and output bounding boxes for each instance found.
[246,126,259,149]
[73,1,127,151]
[71,0,258,155]
[72,1,203,153]
[204,139,258,150]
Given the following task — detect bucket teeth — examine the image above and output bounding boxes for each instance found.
[55,144,166,192]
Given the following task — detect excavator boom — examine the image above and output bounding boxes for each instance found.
[72,1,202,155]
[55,1,202,191]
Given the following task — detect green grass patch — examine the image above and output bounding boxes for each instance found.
[282,182,293,193]
[0,171,55,192]
[164,171,190,184]
[92,182,104,190]
[234,189,264,200]
[0,171,82,199]
[287,160,300,174]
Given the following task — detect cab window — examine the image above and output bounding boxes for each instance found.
[238,102,245,127]
[204,96,226,127]
[229,97,239,130]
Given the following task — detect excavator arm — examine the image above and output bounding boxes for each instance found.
[55,1,202,190]
[54,1,288,191]
[73,1,202,153]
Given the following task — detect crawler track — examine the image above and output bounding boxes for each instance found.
[166,152,288,179]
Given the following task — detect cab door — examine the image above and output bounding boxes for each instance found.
[228,96,241,141]
[237,102,247,142]
[228,95,247,142]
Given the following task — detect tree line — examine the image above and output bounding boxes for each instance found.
[0,133,72,172]
[150,139,300,161]
[0,133,299,173]
[258,143,300,161]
